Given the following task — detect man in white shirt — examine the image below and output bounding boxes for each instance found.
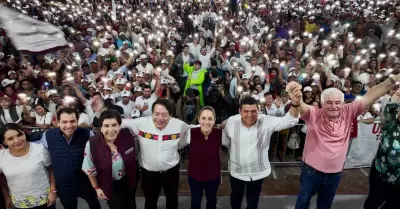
[263,92,285,117]
[136,54,154,74]
[121,99,198,209]
[222,94,301,209]
[135,76,161,117]
[117,90,136,118]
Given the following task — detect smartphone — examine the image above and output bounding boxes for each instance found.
[143,102,148,107]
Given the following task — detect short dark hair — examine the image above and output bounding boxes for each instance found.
[57,107,79,121]
[143,85,151,91]
[239,96,258,110]
[92,92,102,98]
[99,109,122,127]
[151,98,174,115]
[0,123,24,145]
[264,92,273,97]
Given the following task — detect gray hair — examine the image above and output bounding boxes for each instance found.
[320,88,345,104]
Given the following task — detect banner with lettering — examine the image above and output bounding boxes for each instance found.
[0,6,68,54]
[344,121,382,169]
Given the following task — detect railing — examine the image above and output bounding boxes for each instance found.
[178,123,309,180]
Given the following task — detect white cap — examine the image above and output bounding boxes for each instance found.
[288,72,296,77]
[88,84,97,89]
[7,70,16,75]
[122,40,129,45]
[289,67,297,72]
[1,79,15,87]
[272,59,280,64]
[121,90,131,97]
[136,72,144,77]
[116,78,127,85]
[242,74,251,79]
[237,67,245,71]
[114,68,124,75]
[106,74,115,81]
[81,79,89,83]
[161,59,168,64]
[102,94,115,102]
[84,48,91,52]
[161,78,168,85]
[103,86,112,91]
[311,82,318,86]
[134,86,142,92]
[46,89,58,97]
[131,109,140,118]
[303,86,313,92]
[140,54,148,59]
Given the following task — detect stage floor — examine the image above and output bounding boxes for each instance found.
[58,195,367,209]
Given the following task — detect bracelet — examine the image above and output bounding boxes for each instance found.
[291,103,301,108]
[93,186,100,190]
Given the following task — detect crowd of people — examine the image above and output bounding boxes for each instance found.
[0,0,399,208]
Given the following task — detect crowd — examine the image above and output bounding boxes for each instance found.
[0,0,399,208]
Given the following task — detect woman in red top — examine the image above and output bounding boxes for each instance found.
[185,106,222,209]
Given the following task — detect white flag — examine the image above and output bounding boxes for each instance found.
[0,6,68,54]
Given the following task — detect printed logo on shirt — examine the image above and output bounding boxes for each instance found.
[138,131,159,140]
[125,147,134,155]
[162,133,180,141]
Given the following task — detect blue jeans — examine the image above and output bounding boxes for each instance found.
[295,162,341,209]
[230,175,264,209]
[188,176,220,209]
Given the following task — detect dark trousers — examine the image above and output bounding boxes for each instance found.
[57,184,101,209]
[107,175,137,209]
[229,175,264,209]
[141,164,180,209]
[364,165,400,209]
[16,205,55,209]
[188,176,220,209]
[295,163,341,209]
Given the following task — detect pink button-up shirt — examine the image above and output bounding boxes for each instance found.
[301,101,363,173]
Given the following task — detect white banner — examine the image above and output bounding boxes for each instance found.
[344,121,382,169]
[0,6,68,54]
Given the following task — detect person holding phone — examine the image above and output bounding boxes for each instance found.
[134,73,162,117]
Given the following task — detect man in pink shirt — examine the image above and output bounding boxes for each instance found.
[285,74,400,209]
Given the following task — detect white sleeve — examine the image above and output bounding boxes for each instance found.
[78,113,91,125]
[178,128,190,149]
[121,117,144,135]
[44,113,53,125]
[40,144,51,167]
[222,130,230,147]
[265,113,299,132]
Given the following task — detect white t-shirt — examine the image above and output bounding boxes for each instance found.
[135,93,157,117]
[136,63,154,74]
[78,112,91,125]
[30,112,53,125]
[0,143,51,208]
[116,100,136,118]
